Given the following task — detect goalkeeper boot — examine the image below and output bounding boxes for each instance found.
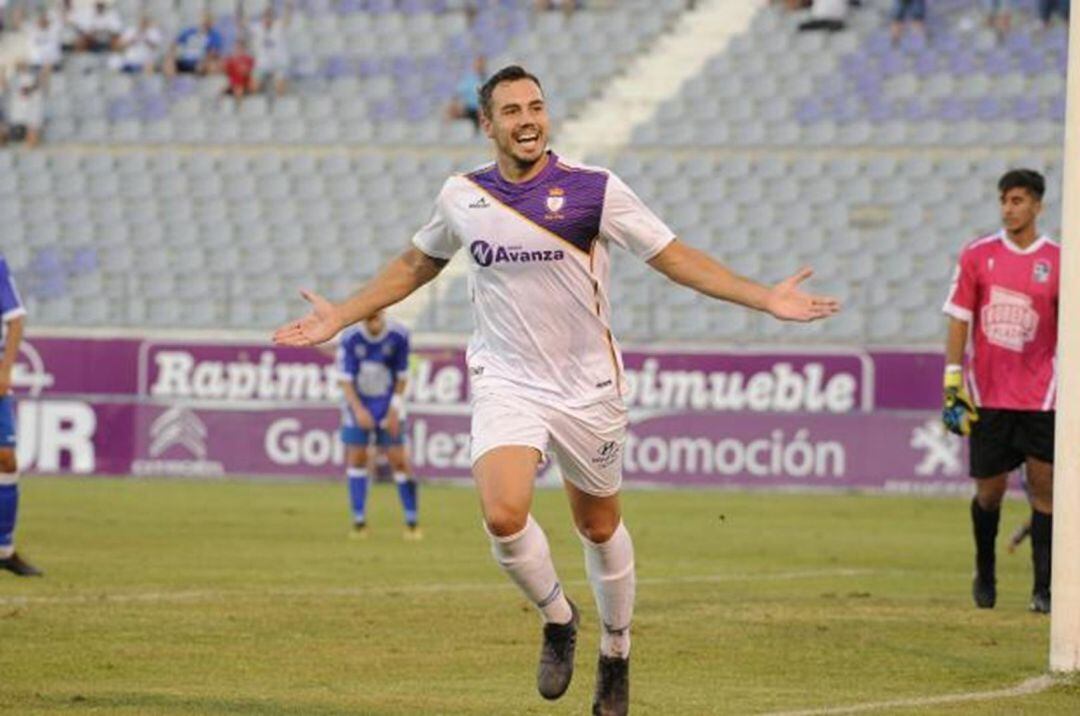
[0,552,43,577]
[972,573,996,609]
[592,653,630,716]
[537,598,579,700]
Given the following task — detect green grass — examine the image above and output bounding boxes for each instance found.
[1,478,1078,715]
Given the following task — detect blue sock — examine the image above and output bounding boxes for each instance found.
[394,473,418,526]
[347,468,368,525]
[0,482,18,554]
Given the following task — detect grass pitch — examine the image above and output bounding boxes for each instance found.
[1,478,1078,715]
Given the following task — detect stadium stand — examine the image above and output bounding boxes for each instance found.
[2,0,1068,344]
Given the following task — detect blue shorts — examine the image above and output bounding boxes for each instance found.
[0,396,15,449]
[893,0,926,21]
[340,422,407,448]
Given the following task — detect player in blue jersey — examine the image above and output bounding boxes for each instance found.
[336,310,420,539]
[0,256,42,576]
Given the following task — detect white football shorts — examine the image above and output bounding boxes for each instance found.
[470,389,629,497]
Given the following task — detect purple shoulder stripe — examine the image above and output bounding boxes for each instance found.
[467,153,607,254]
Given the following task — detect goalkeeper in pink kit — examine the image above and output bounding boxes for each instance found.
[941,169,1059,614]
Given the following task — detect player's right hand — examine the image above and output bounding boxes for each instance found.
[272,289,342,346]
[942,371,978,436]
[354,406,376,430]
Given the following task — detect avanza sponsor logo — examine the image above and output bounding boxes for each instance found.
[469,240,564,268]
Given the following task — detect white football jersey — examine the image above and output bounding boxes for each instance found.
[412,151,675,409]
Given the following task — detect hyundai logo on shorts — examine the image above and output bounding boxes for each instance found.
[469,240,565,268]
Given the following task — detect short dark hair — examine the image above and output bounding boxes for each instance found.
[998,169,1045,201]
[478,65,543,119]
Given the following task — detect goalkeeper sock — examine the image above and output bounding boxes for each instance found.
[347,468,369,525]
[1030,510,1052,596]
[970,498,999,582]
[393,471,418,527]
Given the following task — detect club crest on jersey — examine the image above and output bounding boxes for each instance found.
[469,240,565,268]
[981,286,1039,353]
[545,187,566,218]
[1033,260,1052,283]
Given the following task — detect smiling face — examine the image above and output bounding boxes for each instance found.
[480,77,549,177]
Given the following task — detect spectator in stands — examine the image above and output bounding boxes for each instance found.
[25,9,62,72]
[1039,0,1069,26]
[166,11,223,77]
[534,0,580,15]
[446,55,485,133]
[223,37,255,102]
[6,59,45,147]
[250,1,292,97]
[983,0,1017,38]
[109,13,163,74]
[890,0,926,45]
[72,0,122,53]
[799,0,848,31]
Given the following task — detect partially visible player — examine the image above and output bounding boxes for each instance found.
[942,169,1058,613]
[336,310,419,539]
[0,255,42,576]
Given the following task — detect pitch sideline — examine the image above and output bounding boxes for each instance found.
[765,675,1056,716]
[0,567,873,606]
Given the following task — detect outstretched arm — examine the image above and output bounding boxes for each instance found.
[273,247,447,346]
[0,316,23,394]
[646,240,840,321]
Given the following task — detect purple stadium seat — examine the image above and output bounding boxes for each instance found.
[912,51,937,77]
[107,96,138,122]
[901,98,930,122]
[70,248,98,275]
[879,51,907,78]
[168,75,197,99]
[1013,97,1041,122]
[323,55,352,79]
[796,98,825,125]
[983,50,1011,77]
[1050,96,1066,123]
[139,95,170,122]
[974,97,1002,122]
[948,50,979,77]
[937,97,967,123]
[1018,51,1046,76]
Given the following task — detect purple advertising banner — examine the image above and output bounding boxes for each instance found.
[14,336,141,397]
[15,399,969,494]
[12,333,961,490]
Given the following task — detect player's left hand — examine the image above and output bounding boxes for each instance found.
[272,289,343,346]
[0,365,11,395]
[764,268,841,322]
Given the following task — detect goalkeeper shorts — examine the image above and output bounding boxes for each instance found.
[969,409,1055,478]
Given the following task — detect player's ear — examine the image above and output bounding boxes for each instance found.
[480,110,494,139]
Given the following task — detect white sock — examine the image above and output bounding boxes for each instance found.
[489,514,573,625]
[580,521,635,658]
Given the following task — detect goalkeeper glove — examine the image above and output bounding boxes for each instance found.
[942,366,979,436]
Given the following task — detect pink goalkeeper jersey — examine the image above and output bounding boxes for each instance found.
[942,230,1060,411]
